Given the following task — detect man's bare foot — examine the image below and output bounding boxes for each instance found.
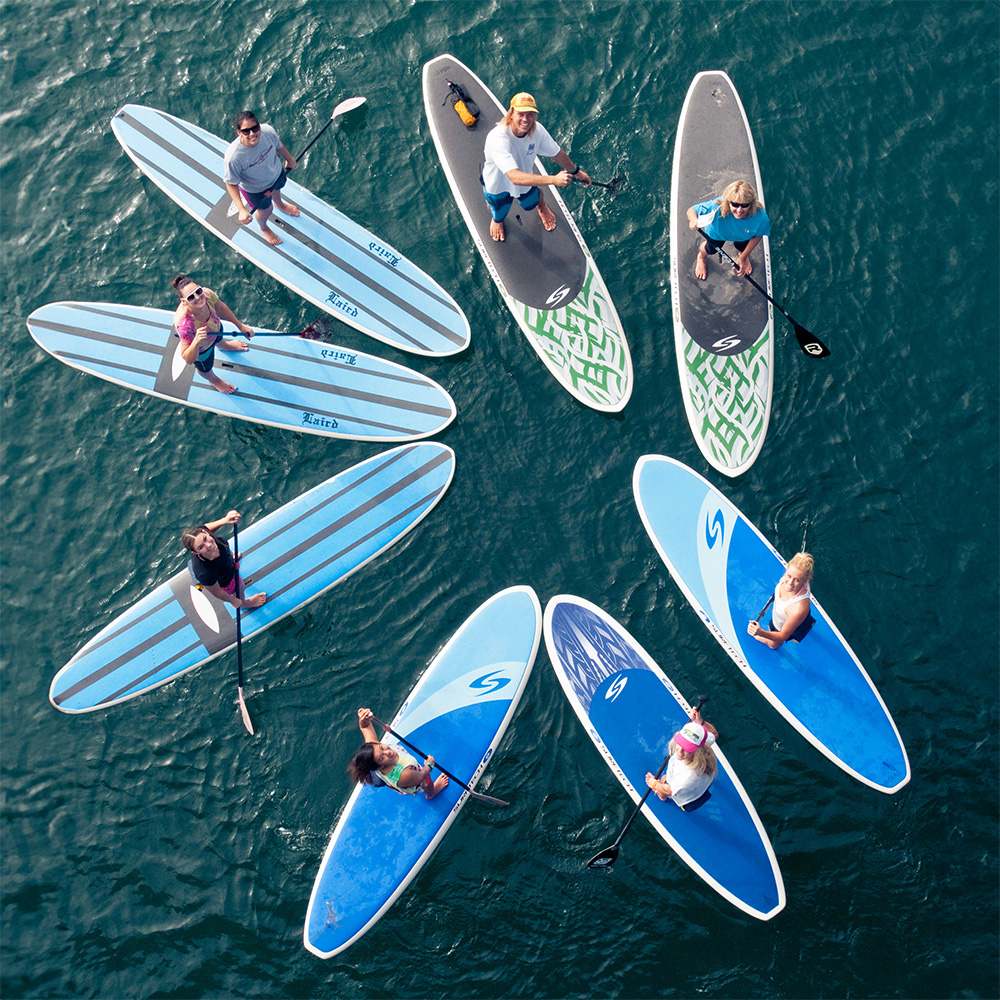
[538,204,557,232]
[220,339,250,352]
[276,199,299,217]
[490,219,505,242]
[259,225,282,246]
[694,249,708,280]
[207,375,237,394]
[243,592,267,609]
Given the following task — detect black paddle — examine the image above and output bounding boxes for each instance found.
[370,715,509,807]
[587,695,709,870]
[574,174,625,194]
[753,594,775,626]
[232,523,254,735]
[696,228,830,359]
[294,96,367,161]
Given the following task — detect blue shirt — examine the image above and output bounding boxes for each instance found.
[691,199,771,242]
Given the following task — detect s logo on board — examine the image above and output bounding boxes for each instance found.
[605,674,628,702]
[546,285,571,307]
[470,670,510,696]
[705,509,725,549]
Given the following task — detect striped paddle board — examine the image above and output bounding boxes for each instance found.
[544,595,785,920]
[304,585,541,957]
[422,54,632,412]
[50,443,455,713]
[633,455,911,793]
[27,302,456,442]
[110,104,470,357]
[671,71,774,476]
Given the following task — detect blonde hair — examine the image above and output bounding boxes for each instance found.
[717,180,762,218]
[498,107,537,134]
[669,740,718,778]
[788,551,815,582]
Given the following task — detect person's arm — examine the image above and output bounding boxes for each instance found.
[747,598,810,649]
[645,772,673,801]
[689,705,719,741]
[179,328,210,364]
[357,707,378,743]
[225,182,252,224]
[276,142,298,172]
[214,298,253,336]
[203,510,240,533]
[734,236,763,276]
[552,148,590,187]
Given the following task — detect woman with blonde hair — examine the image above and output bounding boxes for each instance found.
[685,178,770,280]
[748,552,815,649]
[645,705,719,811]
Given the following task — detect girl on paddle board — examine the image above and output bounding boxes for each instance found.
[181,510,266,611]
[686,179,770,280]
[347,708,449,799]
[172,274,254,394]
[645,706,719,811]
[747,552,814,649]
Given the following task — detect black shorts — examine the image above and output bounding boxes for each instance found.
[242,169,288,212]
[705,236,750,256]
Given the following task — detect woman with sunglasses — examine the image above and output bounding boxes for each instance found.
[685,179,770,280]
[172,274,254,394]
[223,110,299,247]
[346,707,450,800]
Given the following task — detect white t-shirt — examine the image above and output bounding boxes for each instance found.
[482,121,561,197]
[665,731,717,807]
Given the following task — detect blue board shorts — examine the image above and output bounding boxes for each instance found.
[242,169,288,212]
[482,184,541,222]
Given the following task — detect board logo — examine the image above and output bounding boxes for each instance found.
[325,290,359,317]
[302,412,339,429]
[605,674,628,702]
[470,670,510,696]
[546,284,572,307]
[705,509,725,549]
[368,242,400,267]
[320,349,357,365]
[712,335,743,351]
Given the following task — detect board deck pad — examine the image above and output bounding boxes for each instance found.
[670,71,774,476]
[304,586,541,958]
[27,302,456,441]
[633,455,910,793]
[422,54,632,412]
[545,595,785,920]
[50,444,456,713]
[110,105,470,357]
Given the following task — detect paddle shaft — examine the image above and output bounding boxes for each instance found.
[232,524,254,735]
[294,96,367,161]
[755,594,775,624]
[371,715,508,807]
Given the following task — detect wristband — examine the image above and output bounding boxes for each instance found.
[570,165,581,175]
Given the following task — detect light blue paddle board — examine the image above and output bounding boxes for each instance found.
[633,455,911,794]
[304,585,541,958]
[544,595,785,921]
[110,104,470,357]
[50,443,455,713]
[27,302,456,442]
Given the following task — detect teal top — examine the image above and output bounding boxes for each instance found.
[379,748,420,795]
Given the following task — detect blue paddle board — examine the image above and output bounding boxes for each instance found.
[50,443,455,713]
[544,595,785,920]
[633,455,911,793]
[27,302,456,442]
[110,105,470,357]
[422,54,632,411]
[670,71,774,476]
[304,585,541,958]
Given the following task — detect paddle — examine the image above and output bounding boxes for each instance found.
[587,695,709,870]
[753,594,775,625]
[294,96,367,161]
[232,522,254,735]
[574,174,625,194]
[696,227,830,358]
[370,715,509,807]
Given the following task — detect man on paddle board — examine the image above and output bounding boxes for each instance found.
[181,511,267,611]
[347,708,449,799]
[223,111,299,247]
[481,92,590,242]
[686,180,770,280]
[645,707,719,810]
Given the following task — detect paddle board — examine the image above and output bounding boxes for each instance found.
[304,585,541,958]
[27,302,456,442]
[544,595,784,920]
[110,104,470,357]
[50,443,456,713]
[422,54,632,412]
[670,71,774,476]
[633,455,911,793]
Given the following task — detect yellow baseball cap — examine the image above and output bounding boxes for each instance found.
[509,92,538,113]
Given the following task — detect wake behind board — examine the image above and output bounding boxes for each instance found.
[633,456,911,794]
[671,71,774,476]
[544,595,784,920]
[110,105,470,357]
[304,585,541,958]
[27,302,456,442]
[422,54,632,412]
[50,443,455,713]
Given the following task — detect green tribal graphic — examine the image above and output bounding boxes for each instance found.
[521,265,631,410]
[683,331,771,470]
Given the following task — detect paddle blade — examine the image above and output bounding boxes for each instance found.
[468,790,510,807]
[794,323,830,358]
[605,175,626,196]
[332,96,367,119]
[587,846,620,869]
[238,687,254,735]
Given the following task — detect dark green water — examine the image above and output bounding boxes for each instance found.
[2,1,998,997]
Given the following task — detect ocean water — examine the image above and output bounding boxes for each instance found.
[2,1,998,998]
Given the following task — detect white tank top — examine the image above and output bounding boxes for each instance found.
[772,581,811,630]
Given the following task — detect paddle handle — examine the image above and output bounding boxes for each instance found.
[754,594,775,624]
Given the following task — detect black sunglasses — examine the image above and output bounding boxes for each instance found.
[730,201,751,209]
[239,124,261,135]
